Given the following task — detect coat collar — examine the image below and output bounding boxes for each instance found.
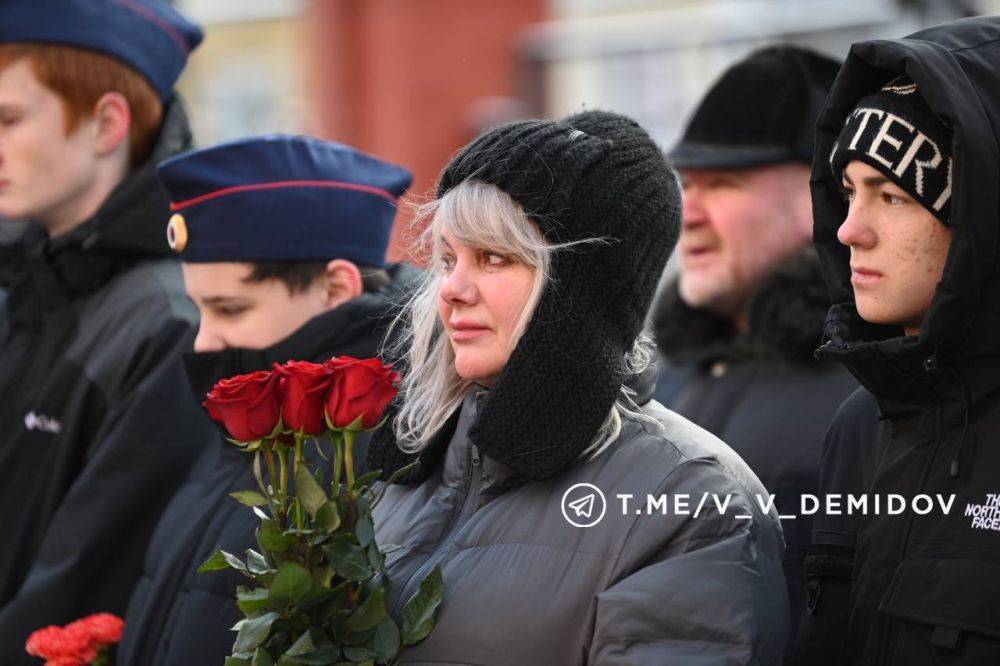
[440,390,522,495]
[368,361,659,487]
[653,249,830,366]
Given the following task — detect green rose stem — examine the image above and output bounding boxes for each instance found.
[293,432,305,471]
[263,445,279,496]
[343,429,357,493]
[251,451,268,497]
[293,433,305,529]
[276,443,289,528]
[330,431,343,493]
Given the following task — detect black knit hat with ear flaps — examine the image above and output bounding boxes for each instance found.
[368,110,682,483]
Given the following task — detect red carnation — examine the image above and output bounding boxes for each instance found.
[204,370,281,442]
[26,613,123,665]
[25,624,97,664]
[66,613,124,646]
[324,357,399,430]
[275,360,334,435]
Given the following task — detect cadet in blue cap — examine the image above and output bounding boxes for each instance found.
[0,1,210,660]
[117,134,419,664]
[160,134,412,351]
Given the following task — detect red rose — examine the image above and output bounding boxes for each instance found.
[324,357,399,430]
[25,624,97,664]
[204,370,281,442]
[66,613,124,647]
[275,360,334,435]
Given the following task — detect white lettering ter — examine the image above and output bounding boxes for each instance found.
[868,113,915,169]
[849,108,885,150]
[894,131,930,178]
[932,157,952,211]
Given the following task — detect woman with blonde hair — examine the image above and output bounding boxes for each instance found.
[369,110,789,664]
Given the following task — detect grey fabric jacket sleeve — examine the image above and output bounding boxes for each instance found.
[588,459,789,665]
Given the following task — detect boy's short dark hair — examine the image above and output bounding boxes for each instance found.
[245,262,391,295]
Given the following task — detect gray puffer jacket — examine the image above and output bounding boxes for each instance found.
[374,391,790,665]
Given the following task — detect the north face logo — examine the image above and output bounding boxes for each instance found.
[964,493,1000,532]
[24,411,62,434]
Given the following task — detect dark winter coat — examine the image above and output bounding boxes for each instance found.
[652,250,857,640]
[373,373,790,664]
[0,99,213,662]
[0,288,7,347]
[792,16,1000,665]
[118,265,421,665]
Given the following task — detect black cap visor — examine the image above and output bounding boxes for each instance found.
[667,141,805,170]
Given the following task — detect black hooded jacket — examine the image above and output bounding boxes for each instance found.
[0,99,213,662]
[792,16,1000,665]
[652,250,857,642]
[117,265,420,666]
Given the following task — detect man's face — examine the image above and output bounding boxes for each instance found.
[677,163,813,318]
[0,59,98,228]
[183,262,332,352]
[838,160,952,334]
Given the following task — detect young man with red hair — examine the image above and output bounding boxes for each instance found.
[0,2,209,660]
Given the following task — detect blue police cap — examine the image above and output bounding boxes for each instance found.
[0,0,202,101]
[156,135,413,268]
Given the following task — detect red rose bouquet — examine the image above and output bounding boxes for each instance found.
[199,357,442,665]
[25,613,124,666]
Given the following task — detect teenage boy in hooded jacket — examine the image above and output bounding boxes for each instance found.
[0,2,210,660]
[793,15,1000,665]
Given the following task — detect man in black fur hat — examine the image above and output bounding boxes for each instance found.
[651,45,857,646]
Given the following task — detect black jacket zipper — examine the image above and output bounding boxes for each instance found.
[390,443,482,619]
[877,364,947,664]
[0,276,42,434]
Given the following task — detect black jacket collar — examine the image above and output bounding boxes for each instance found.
[367,357,660,487]
[653,249,830,367]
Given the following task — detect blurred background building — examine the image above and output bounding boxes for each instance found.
[175,0,993,260]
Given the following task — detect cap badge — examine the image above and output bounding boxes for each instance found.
[167,213,188,252]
